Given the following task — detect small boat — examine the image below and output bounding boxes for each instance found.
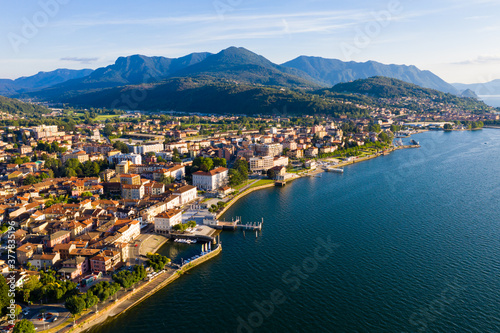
[328,167,344,173]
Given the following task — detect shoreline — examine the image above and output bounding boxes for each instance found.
[64,245,222,333]
[67,143,421,332]
[217,144,420,219]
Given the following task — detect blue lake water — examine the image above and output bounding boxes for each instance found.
[89,129,500,333]
[479,95,500,108]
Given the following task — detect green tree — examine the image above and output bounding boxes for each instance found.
[65,168,77,178]
[159,174,174,185]
[233,160,249,180]
[103,124,114,136]
[370,124,381,133]
[84,292,99,309]
[113,141,129,154]
[13,319,36,333]
[378,131,391,143]
[192,156,214,172]
[23,174,37,185]
[65,295,86,315]
[200,158,213,172]
[213,157,227,168]
[390,124,401,132]
[229,169,242,187]
[0,275,9,315]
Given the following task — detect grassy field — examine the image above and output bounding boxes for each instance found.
[95,114,120,121]
[233,179,254,191]
[247,179,274,189]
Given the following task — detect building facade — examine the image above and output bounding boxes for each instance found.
[192,167,229,191]
[154,209,183,233]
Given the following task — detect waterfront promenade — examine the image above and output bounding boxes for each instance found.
[217,144,420,218]
[55,245,222,333]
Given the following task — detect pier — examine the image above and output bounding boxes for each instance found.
[215,217,263,231]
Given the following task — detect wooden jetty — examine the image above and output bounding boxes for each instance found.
[214,217,263,231]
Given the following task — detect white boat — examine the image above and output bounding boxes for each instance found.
[328,167,344,173]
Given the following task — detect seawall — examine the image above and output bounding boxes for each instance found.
[217,183,275,219]
[67,245,222,333]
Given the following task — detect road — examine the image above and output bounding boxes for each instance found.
[24,305,71,331]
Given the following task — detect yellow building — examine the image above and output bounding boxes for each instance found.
[116,160,132,175]
[120,173,141,185]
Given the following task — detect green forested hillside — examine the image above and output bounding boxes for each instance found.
[322,76,491,112]
[0,95,50,116]
[63,77,366,117]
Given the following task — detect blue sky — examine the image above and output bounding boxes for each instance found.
[1,0,500,84]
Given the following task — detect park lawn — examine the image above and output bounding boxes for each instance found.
[233,179,253,191]
[247,179,274,189]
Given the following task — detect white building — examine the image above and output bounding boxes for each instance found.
[192,167,229,191]
[165,195,180,209]
[249,156,274,172]
[115,220,141,243]
[273,156,289,168]
[173,185,198,205]
[168,165,185,180]
[127,142,165,154]
[154,209,183,234]
[109,153,142,165]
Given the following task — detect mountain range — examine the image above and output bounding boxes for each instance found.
[0,69,93,96]
[0,47,473,103]
[453,80,500,96]
[281,56,459,94]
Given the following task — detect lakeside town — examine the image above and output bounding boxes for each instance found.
[0,104,498,333]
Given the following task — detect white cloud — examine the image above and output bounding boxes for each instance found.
[60,57,99,64]
[453,55,500,65]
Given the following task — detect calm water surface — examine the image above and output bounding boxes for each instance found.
[89,129,500,333]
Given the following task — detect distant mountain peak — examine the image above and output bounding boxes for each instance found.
[282,55,459,94]
[0,68,94,96]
